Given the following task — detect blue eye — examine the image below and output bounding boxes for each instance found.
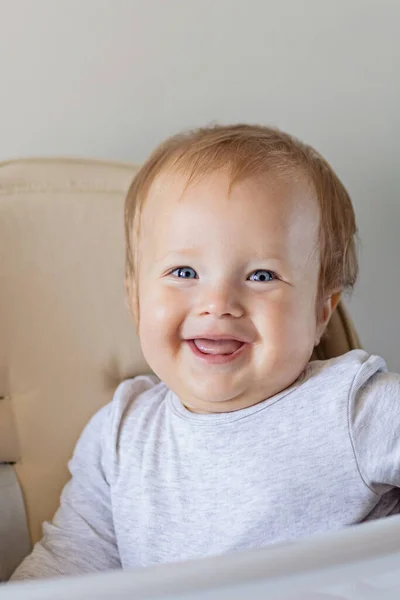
[171,267,198,279]
[248,270,276,282]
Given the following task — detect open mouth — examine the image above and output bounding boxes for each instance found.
[186,338,247,364]
[192,338,243,355]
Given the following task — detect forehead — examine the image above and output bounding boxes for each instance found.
[144,166,317,216]
[140,169,320,261]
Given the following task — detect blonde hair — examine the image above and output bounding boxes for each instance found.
[125,124,358,315]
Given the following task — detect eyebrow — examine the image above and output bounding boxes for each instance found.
[157,248,286,264]
[155,248,201,262]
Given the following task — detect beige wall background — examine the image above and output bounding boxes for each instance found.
[1,0,399,370]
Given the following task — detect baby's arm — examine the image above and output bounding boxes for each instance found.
[10,404,120,580]
[350,356,400,490]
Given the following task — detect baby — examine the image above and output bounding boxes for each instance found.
[11,124,400,580]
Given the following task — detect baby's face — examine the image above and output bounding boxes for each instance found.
[136,169,324,413]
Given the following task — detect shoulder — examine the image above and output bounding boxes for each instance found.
[305,350,388,392]
[317,351,400,467]
[307,349,385,376]
[78,375,170,480]
[345,351,400,424]
[108,374,170,446]
[306,351,400,490]
[307,349,400,404]
[71,375,166,465]
[111,374,167,418]
[337,354,400,490]
[313,349,400,407]
[302,350,399,420]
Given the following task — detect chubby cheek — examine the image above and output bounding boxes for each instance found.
[138,286,186,366]
[254,293,317,365]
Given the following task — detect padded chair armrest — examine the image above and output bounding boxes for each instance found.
[0,465,31,581]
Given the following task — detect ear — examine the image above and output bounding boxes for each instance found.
[315,291,342,346]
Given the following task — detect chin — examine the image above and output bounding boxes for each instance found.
[184,383,245,409]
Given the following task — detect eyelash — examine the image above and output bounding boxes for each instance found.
[169,267,278,282]
[170,267,198,279]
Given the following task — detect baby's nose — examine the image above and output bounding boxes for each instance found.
[197,285,244,318]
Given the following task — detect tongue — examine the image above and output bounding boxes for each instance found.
[193,338,242,355]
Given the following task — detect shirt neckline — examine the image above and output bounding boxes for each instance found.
[167,368,308,426]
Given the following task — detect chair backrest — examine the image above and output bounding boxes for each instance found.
[0,158,361,554]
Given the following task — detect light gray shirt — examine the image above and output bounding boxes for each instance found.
[11,350,400,580]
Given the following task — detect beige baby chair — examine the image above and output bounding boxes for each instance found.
[0,158,361,581]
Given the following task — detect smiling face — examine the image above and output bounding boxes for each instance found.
[134,169,332,413]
